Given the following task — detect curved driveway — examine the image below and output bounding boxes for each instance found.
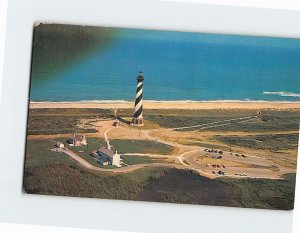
[59,148,185,174]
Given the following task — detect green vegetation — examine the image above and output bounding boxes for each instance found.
[110,139,175,155]
[220,173,296,210]
[27,115,96,134]
[181,141,231,151]
[24,163,155,199]
[216,133,299,151]
[25,137,112,169]
[24,108,298,210]
[24,138,168,199]
[29,108,113,117]
[25,137,172,170]
[138,169,296,210]
[24,139,296,209]
[27,108,112,135]
[24,139,167,199]
[122,155,167,165]
[144,109,300,132]
[27,108,300,135]
[24,139,76,167]
[67,138,169,168]
[214,133,299,168]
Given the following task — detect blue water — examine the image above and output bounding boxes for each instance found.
[30,28,300,101]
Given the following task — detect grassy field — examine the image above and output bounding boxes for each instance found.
[24,137,164,198]
[216,133,299,151]
[24,140,296,210]
[25,137,118,169]
[213,133,299,168]
[181,141,231,151]
[24,139,76,167]
[27,108,300,134]
[27,108,113,135]
[24,138,168,199]
[68,137,175,157]
[122,155,167,165]
[67,138,169,165]
[24,139,296,209]
[144,109,300,132]
[23,107,298,210]
[25,137,172,169]
[110,139,175,155]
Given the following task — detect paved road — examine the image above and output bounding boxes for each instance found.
[58,148,185,174]
[57,147,290,179]
[51,115,294,179]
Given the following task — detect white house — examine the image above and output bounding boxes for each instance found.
[97,146,121,167]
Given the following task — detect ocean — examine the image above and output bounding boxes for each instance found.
[29,25,300,102]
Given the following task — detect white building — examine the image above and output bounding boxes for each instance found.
[56,141,65,148]
[97,146,121,167]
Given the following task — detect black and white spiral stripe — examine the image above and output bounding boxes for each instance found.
[133,79,143,119]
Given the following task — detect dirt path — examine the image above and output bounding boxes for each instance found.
[104,127,113,149]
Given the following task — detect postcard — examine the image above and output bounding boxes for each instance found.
[24,23,300,210]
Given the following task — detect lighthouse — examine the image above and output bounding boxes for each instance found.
[132,71,144,126]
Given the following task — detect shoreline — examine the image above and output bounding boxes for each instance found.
[29,100,300,110]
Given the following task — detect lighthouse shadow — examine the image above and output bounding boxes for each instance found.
[116,116,131,125]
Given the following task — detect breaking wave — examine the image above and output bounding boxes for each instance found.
[263,91,300,98]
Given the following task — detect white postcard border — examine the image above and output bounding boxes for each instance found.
[1,0,299,232]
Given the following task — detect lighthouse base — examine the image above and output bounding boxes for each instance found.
[132,117,144,126]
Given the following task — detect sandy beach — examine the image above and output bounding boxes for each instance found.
[30,100,300,110]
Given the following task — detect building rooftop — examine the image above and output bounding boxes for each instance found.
[99,146,115,158]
